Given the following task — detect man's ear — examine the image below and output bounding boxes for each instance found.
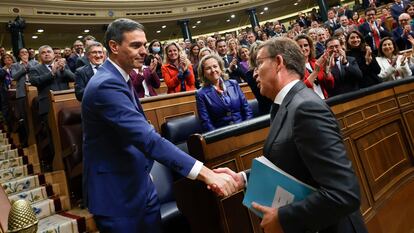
[274,55,284,70]
[108,40,119,55]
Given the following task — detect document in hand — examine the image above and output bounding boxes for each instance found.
[243,156,316,218]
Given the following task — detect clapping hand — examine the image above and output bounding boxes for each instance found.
[365,46,373,64]
[252,202,284,233]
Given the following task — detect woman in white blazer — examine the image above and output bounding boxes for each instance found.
[375,37,412,81]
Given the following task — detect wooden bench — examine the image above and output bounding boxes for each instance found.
[175,78,414,233]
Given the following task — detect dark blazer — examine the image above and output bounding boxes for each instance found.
[358,22,392,53]
[347,48,382,88]
[222,55,246,83]
[327,56,363,97]
[391,0,411,20]
[196,79,253,132]
[130,67,160,98]
[392,26,414,51]
[75,64,94,101]
[82,60,197,217]
[11,60,37,98]
[263,81,368,233]
[75,56,89,70]
[29,63,75,115]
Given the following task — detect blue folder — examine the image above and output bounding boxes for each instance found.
[242,156,316,218]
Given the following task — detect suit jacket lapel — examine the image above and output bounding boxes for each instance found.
[263,82,306,155]
[86,65,94,82]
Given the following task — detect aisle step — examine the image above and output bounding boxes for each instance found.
[0,164,33,183]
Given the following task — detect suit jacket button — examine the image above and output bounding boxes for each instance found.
[229,121,234,124]
[227,112,231,116]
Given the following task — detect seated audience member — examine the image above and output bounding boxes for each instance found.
[130,55,160,98]
[238,45,250,75]
[194,47,213,88]
[197,39,206,49]
[335,15,358,38]
[351,11,364,27]
[11,48,37,145]
[325,37,363,97]
[359,7,392,55]
[295,34,334,99]
[245,41,272,115]
[216,39,246,83]
[227,38,239,57]
[405,4,414,22]
[391,0,411,21]
[307,28,318,43]
[147,39,164,79]
[162,42,196,93]
[30,45,75,119]
[196,54,253,132]
[346,31,382,87]
[67,40,84,72]
[324,8,340,31]
[316,28,328,58]
[376,37,412,81]
[393,13,414,51]
[75,41,105,101]
[0,53,15,126]
[207,36,217,52]
[188,43,201,88]
[381,6,396,32]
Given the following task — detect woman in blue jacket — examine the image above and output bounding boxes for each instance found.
[196,54,253,132]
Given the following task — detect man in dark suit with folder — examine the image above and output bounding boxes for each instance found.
[215,37,368,233]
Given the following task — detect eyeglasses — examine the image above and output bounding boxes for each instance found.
[366,13,375,16]
[255,56,274,67]
[399,18,410,22]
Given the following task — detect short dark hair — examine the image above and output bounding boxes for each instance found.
[104,18,145,55]
[215,39,226,47]
[257,37,305,78]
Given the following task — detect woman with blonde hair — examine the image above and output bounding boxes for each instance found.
[196,54,252,132]
[162,42,196,93]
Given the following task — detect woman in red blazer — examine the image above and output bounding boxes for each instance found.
[162,42,196,93]
[295,34,334,99]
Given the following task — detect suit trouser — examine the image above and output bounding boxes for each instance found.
[94,181,162,233]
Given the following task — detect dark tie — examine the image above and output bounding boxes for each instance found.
[270,103,280,121]
[95,64,100,70]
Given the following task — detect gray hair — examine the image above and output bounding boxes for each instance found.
[85,41,103,54]
[38,45,52,53]
[104,18,144,55]
[257,37,305,78]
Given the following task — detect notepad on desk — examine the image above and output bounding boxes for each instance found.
[243,156,316,218]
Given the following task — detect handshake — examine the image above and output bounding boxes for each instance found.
[197,166,246,197]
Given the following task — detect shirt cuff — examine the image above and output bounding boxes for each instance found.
[187,160,203,180]
[241,171,248,187]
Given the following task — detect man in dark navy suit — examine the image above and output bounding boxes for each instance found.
[74,41,105,101]
[82,18,237,233]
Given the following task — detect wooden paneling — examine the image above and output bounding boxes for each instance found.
[48,90,80,171]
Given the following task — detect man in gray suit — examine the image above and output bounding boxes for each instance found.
[29,45,74,170]
[216,37,368,233]
[11,48,38,146]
